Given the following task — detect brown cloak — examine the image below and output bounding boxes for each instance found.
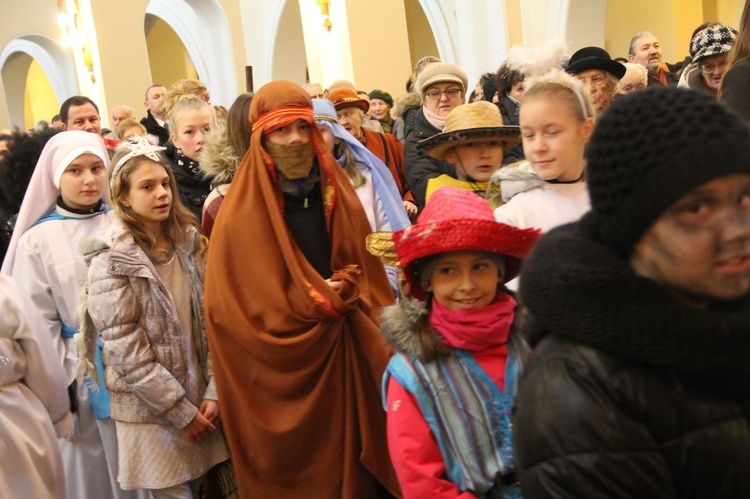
[203,81,399,498]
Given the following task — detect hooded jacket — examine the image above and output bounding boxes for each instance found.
[198,122,241,236]
[81,219,216,430]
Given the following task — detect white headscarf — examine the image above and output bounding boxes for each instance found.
[1,130,109,275]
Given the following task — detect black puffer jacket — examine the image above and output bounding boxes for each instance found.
[513,220,750,498]
[163,141,211,224]
[403,108,455,210]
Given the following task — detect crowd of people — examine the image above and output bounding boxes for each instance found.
[2,7,750,498]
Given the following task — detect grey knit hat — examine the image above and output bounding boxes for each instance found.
[417,62,469,97]
[584,87,750,254]
[690,24,738,62]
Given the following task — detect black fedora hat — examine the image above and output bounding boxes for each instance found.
[566,47,626,80]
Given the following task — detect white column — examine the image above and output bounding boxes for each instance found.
[455,0,511,87]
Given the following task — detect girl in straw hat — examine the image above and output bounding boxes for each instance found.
[492,68,595,233]
[2,130,145,499]
[417,100,521,207]
[79,137,229,496]
[380,186,540,498]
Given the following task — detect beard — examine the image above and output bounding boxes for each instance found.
[264,141,316,179]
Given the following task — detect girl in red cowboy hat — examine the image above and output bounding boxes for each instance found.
[380,186,540,498]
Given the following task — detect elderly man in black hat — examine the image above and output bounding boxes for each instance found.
[566,47,626,116]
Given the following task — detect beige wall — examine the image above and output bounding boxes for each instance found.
[404,0,440,70]
[0,0,248,129]
[0,0,62,129]
[606,0,744,64]
[145,17,196,90]
[24,59,58,129]
[345,0,413,98]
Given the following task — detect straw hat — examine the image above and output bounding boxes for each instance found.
[393,186,541,299]
[417,101,522,160]
[328,88,370,113]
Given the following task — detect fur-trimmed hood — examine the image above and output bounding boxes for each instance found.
[199,120,241,186]
[491,161,545,202]
[391,91,423,120]
[380,298,437,360]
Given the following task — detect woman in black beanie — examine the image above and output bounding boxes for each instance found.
[513,87,750,498]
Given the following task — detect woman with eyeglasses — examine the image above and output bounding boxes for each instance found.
[721,0,750,121]
[679,24,737,97]
[403,62,469,211]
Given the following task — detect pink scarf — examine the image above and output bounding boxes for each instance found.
[429,293,517,351]
[422,105,447,131]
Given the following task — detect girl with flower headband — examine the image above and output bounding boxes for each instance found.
[79,137,229,497]
[2,130,143,499]
[203,80,399,497]
[380,186,540,498]
[492,68,595,234]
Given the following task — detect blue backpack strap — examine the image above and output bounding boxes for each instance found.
[383,353,464,485]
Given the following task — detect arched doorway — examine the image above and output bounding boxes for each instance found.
[0,34,77,130]
[268,0,307,84]
[404,0,442,67]
[413,0,455,63]
[144,0,236,106]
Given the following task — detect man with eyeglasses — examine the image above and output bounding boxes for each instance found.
[403,62,469,210]
[680,24,737,96]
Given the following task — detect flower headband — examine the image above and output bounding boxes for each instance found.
[110,137,166,188]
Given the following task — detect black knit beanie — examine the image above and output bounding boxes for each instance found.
[585,87,750,254]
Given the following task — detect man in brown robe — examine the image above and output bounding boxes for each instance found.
[204,80,399,498]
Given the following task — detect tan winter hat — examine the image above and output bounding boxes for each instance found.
[418,101,521,160]
[417,62,469,96]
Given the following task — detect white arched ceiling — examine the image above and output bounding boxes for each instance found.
[266,0,306,84]
[416,0,457,62]
[0,34,78,128]
[145,0,236,106]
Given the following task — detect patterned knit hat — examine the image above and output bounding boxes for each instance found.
[368,89,393,108]
[690,24,738,62]
[417,62,469,97]
[585,87,750,254]
[393,186,541,299]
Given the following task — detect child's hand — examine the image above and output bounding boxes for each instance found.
[325,278,342,291]
[182,412,216,444]
[199,400,220,426]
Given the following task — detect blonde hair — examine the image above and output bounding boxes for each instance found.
[108,149,207,263]
[522,68,595,122]
[116,118,146,139]
[164,79,213,133]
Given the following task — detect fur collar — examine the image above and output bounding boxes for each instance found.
[199,120,241,186]
[391,91,423,120]
[491,161,545,202]
[380,298,438,359]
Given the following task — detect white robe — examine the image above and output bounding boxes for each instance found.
[493,181,590,232]
[0,275,71,499]
[10,208,150,499]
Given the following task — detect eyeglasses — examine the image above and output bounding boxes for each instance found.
[699,59,727,74]
[424,88,462,100]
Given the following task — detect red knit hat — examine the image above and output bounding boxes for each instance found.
[393,186,541,299]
